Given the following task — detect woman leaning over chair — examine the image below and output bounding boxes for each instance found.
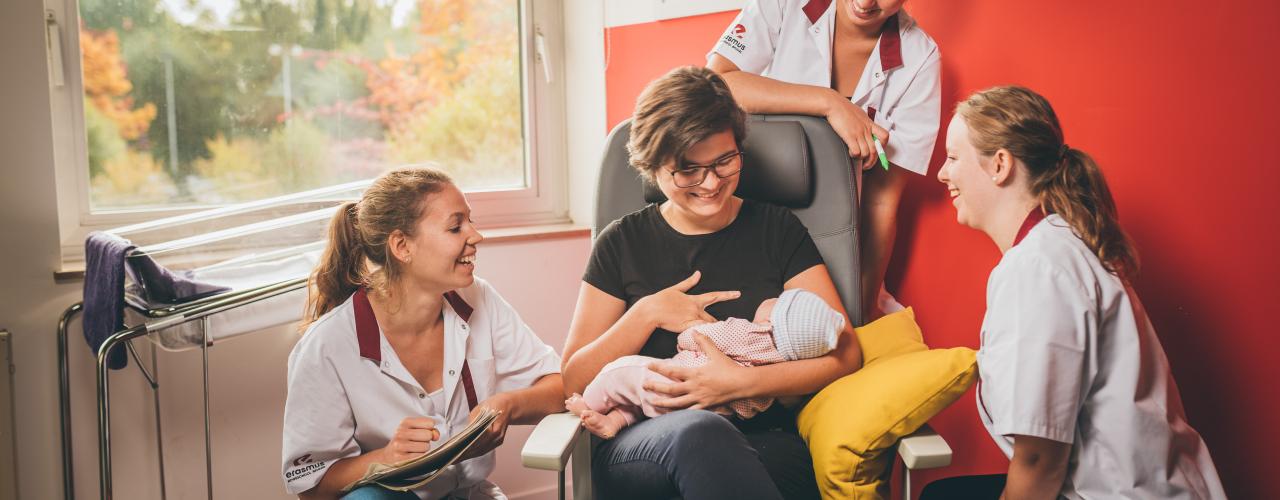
[561,66,862,500]
[922,86,1225,499]
[281,167,565,500]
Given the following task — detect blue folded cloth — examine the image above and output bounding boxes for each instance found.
[83,231,230,370]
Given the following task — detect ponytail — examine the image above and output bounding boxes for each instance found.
[958,86,1139,278]
[300,166,455,331]
[302,201,366,329]
[1036,148,1138,278]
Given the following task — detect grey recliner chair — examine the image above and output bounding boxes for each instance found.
[521,115,952,500]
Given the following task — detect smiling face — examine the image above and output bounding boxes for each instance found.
[841,0,905,27]
[937,115,999,231]
[654,129,742,225]
[396,183,484,292]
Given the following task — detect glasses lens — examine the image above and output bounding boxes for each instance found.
[713,152,742,178]
[674,168,708,188]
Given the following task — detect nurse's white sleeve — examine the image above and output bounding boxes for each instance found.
[979,254,1093,445]
[480,281,562,394]
[881,46,941,176]
[281,338,360,495]
[707,0,783,74]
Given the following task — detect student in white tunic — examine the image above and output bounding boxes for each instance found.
[281,167,565,500]
[923,86,1225,499]
[707,0,941,319]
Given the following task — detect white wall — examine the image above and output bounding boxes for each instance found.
[0,1,602,499]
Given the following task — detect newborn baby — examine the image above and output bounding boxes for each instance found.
[566,288,844,438]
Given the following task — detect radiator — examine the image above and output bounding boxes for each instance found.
[0,330,15,500]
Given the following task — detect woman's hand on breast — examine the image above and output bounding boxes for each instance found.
[635,271,740,333]
[460,393,514,460]
[644,333,749,410]
[825,95,890,171]
[379,417,440,464]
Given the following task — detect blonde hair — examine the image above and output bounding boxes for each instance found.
[958,85,1138,278]
[302,166,454,328]
[627,66,747,179]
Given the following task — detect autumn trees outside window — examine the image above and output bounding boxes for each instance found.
[70,0,541,211]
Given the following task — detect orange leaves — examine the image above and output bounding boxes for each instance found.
[79,27,156,141]
[359,0,516,132]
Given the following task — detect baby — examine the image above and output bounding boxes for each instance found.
[566,288,844,438]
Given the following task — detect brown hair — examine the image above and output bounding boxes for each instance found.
[301,166,454,328]
[627,66,747,179]
[958,86,1139,278]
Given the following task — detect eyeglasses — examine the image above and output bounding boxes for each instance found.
[666,151,745,188]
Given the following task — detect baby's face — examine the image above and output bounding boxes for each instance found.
[754,298,778,324]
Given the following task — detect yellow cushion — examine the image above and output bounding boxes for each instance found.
[798,308,977,499]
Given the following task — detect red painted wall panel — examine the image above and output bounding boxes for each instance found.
[603,3,1280,497]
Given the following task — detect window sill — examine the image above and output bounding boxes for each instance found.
[54,223,591,283]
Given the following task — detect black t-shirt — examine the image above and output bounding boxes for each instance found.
[583,199,824,360]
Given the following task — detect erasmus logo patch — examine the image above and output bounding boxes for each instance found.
[722,24,748,53]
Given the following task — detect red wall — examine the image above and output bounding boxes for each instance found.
[603,2,1280,498]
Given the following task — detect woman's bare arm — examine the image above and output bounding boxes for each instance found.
[1002,435,1070,500]
[561,283,648,396]
[563,272,741,396]
[646,264,862,407]
[708,54,887,169]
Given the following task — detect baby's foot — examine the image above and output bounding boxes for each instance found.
[565,394,589,416]
[578,410,623,439]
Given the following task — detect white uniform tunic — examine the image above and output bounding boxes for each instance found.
[709,0,941,175]
[282,277,561,498]
[978,213,1226,499]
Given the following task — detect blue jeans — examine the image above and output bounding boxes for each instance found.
[340,485,421,500]
[592,409,819,500]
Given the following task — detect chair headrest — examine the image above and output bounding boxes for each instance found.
[642,120,814,208]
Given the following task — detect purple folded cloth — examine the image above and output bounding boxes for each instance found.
[83,231,230,370]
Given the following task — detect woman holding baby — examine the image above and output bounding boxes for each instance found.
[560,66,861,500]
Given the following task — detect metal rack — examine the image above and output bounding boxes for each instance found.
[56,180,369,500]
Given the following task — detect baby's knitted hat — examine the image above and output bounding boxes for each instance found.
[771,288,844,361]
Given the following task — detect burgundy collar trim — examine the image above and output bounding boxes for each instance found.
[1013,207,1048,247]
[353,288,382,362]
[802,0,831,24]
[879,14,903,71]
[353,288,473,363]
[800,2,903,71]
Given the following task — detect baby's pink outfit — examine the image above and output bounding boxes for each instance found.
[580,318,787,423]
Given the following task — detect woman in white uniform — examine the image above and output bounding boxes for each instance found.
[281,167,565,500]
[924,86,1225,499]
[707,0,941,319]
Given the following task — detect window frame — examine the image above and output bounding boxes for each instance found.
[46,0,569,263]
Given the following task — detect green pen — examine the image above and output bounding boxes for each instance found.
[872,134,890,171]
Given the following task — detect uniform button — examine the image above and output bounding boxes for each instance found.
[460,324,468,330]
[875,72,882,78]
[419,393,426,399]
[449,369,456,376]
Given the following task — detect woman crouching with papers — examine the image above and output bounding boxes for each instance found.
[282,167,565,500]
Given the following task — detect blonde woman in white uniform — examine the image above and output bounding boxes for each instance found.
[708,0,941,319]
[923,86,1225,499]
[281,167,565,500]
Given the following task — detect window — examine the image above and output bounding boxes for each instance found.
[47,0,567,261]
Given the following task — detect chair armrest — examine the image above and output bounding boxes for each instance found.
[897,423,952,470]
[521,412,586,471]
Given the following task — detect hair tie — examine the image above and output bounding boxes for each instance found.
[1059,144,1070,162]
[347,202,359,222]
